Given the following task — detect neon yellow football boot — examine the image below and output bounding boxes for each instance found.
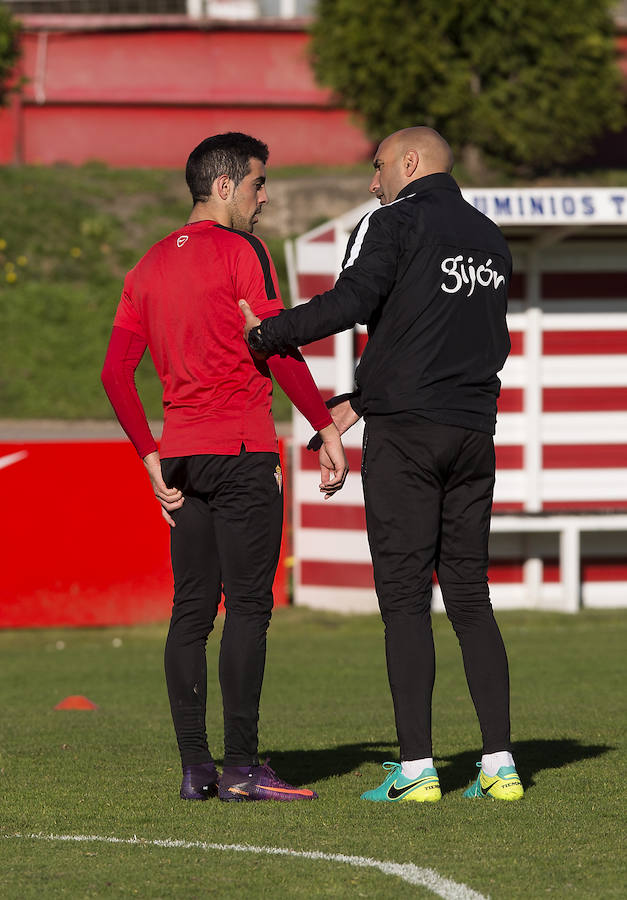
[463,762,524,801]
[361,762,441,802]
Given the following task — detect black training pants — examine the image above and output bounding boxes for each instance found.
[362,413,511,760]
[161,448,283,768]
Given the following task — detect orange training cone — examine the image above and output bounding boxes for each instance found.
[54,695,99,710]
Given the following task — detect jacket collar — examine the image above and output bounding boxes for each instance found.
[397,172,460,200]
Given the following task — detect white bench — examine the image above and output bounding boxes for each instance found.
[490,512,627,612]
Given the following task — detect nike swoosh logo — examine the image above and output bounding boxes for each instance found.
[228,784,314,797]
[481,778,500,794]
[0,451,28,471]
[387,778,433,800]
[257,786,314,796]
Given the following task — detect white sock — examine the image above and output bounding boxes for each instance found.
[401,757,434,779]
[481,751,515,776]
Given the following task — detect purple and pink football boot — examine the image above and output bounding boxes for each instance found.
[218,760,317,802]
[180,761,220,800]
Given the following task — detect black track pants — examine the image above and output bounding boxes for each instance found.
[362,414,511,760]
[161,448,283,768]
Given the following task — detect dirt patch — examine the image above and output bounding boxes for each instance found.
[259,175,370,237]
[101,173,371,240]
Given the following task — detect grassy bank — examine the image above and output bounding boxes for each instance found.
[1,162,626,422]
[0,163,291,421]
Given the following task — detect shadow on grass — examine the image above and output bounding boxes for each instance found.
[438,738,614,792]
[254,737,613,790]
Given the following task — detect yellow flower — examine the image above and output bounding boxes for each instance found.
[4,261,15,272]
[6,271,17,283]
[0,239,6,251]
[16,255,28,267]
[70,247,82,258]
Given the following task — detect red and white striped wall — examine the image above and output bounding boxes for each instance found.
[285,188,627,612]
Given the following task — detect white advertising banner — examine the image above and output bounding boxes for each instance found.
[462,187,627,225]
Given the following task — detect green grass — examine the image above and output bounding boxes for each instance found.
[0,608,624,898]
[0,163,293,422]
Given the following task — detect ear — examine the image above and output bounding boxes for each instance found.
[215,174,232,201]
[404,149,419,178]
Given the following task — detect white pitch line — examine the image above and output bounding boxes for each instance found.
[5,832,489,900]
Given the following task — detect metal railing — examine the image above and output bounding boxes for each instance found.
[3,0,316,17]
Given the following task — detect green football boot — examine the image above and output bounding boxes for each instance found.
[463,762,524,801]
[361,762,441,803]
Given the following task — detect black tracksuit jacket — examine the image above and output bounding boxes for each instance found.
[259,173,512,435]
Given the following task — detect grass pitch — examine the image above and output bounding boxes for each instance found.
[0,607,624,898]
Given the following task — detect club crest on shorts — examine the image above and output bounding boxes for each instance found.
[274,464,283,493]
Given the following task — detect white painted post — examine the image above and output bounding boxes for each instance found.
[284,238,299,308]
[560,524,581,613]
[279,0,297,16]
[187,0,204,19]
[334,228,355,395]
[334,335,354,394]
[523,551,543,608]
[524,253,543,513]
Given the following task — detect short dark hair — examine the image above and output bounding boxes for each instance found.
[185,132,269,202]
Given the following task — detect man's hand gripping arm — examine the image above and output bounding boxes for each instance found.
[240,300,349,498]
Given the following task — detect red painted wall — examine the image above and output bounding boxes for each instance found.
[0,20,373,167]
[0,439,289,627]
[2,18,626,168]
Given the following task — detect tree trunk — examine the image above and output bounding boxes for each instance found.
[460,144,493,182]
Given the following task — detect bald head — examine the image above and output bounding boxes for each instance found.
[370,126,454,205]
[386,127,454,174]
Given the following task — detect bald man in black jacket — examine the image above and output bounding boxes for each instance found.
[242,126,524,804]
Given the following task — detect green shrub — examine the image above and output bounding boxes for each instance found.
[310,0,626,175]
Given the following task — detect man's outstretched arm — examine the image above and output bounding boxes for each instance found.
[244,211,398,356]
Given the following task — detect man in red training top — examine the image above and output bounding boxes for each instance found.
[102,132,347,802]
